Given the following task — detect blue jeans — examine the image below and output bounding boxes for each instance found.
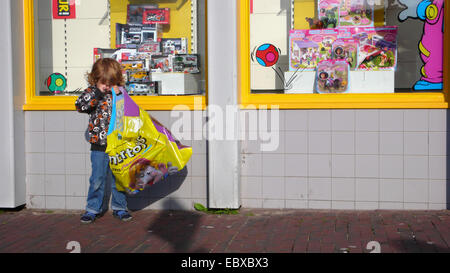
[86,151,128,214]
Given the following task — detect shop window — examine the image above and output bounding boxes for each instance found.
[24,0,206,110]
[240,0,448,108]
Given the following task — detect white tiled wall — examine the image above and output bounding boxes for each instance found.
[25,110,207,211]
[241,109,449,210]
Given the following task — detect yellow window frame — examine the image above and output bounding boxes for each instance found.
[238,0,450,109]
[23,0,206,111]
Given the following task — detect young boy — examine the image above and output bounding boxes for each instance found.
[75,58,132,223]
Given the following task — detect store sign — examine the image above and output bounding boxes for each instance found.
[53,0,76,19]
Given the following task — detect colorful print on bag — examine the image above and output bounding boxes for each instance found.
[106,86,192,194]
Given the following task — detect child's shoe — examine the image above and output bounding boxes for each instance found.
[113,210,133,222]
[80,211,97,224]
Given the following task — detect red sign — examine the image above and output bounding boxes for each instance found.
[53,0,76,19]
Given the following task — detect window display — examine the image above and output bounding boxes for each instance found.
[249,0,444,94]
[32,0,206,98]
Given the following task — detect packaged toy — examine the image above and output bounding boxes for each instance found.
[316,59,349,93]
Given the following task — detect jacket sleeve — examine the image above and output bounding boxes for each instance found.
[75,87,104,114]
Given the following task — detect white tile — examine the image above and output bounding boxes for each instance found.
[262,199,285,209]
[64,111,88,132]
[44,112,66,131]
[379,202,404,210]
[192,140,207,155]
[170,199,195,211]
[262,131,285,154]
[45,175,66,196]
[380,132,403,155]
[404,203,428,210]
[241,198,263,208]
[66,175,86,197]
[26,132,45,153]
[308,131,331,154]
[26,153,45,174]
[308,178,331,200]
[284,131,307,154]
[285,110,307,131]
[241,139,262,154]
[355,201,379,210]
[331,110,355,131]
[355,132,379,155]
[428,156,446,180]
[66,197,86,210]
[191,154,207,177]
[262,154,284,177]
[404,110,429,132]
[25,111,44,131]
[429,132,446,156]
[379,110,404,132]
[404,132,428,155]
[355,155,379,178]
[380,155,403,179]
[332,155,355,178]
[308,200,331,209]
[428,203,447,210]
[404,156,428,179]
[429,109,447,132]
[44,132,65,153]
[308,154,331,177]
[191,177,207,199]
[380,179,403,202]
[241,176,262,199]
[308,110,331,131]
[332,178,355,201]
[428,180,446,204]
[46,196,66,209]
[26,175,45,196]
[65,154,86,175]
[241,154,262,176]
[65,132,88,154]
[285,177,308,200]
[404,179,428,203]
[285,200,308,209]
[284,154,308,177]
[27,195,46,209]
[332,201,355,210]
[262,177,285,199]
[332,132,355,154]
[355,178,379,202]
[355,110,379,131]
[45,153,66,175]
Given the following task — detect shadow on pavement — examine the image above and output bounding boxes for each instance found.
[146,199,208,253]
[388,239,450,253]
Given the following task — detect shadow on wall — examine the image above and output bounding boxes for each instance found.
[126,166,189,211]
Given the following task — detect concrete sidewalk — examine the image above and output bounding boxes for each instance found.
[0,207,449,253]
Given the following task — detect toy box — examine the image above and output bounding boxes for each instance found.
[138,42,161,54]
[93,48,119,63]
[151,55,173,73]
[127,4,157,25]
[289,29,338,71]
[161,38,187,55]
[316,59,349,93]
[351,26,398,70]
[339,0,373,27]
[173,54,200,73]
[116,23,162,49]
[127,70,151,83]
[143,8,170,25]
[318,0,339,28]
[332,38,358,70]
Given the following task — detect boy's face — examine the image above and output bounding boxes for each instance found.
[96,82,113,93]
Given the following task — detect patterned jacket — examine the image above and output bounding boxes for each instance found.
[75,86,112,150]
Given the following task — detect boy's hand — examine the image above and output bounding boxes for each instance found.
[112,85,121,95]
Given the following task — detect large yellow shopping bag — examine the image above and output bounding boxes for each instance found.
[106,87,192,194]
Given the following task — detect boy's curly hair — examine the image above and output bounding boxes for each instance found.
[87,58,125,87]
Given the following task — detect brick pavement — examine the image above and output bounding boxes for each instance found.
[0,208,449,253]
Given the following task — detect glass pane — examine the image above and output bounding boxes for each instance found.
[249,0,444,94]
[34,0,206,96]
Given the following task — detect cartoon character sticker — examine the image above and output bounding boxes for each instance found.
[128,158,178,194]
[398,0,444,91]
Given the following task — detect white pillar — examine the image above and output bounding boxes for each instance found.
[0,0,26,208]
[207,0,240,209]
